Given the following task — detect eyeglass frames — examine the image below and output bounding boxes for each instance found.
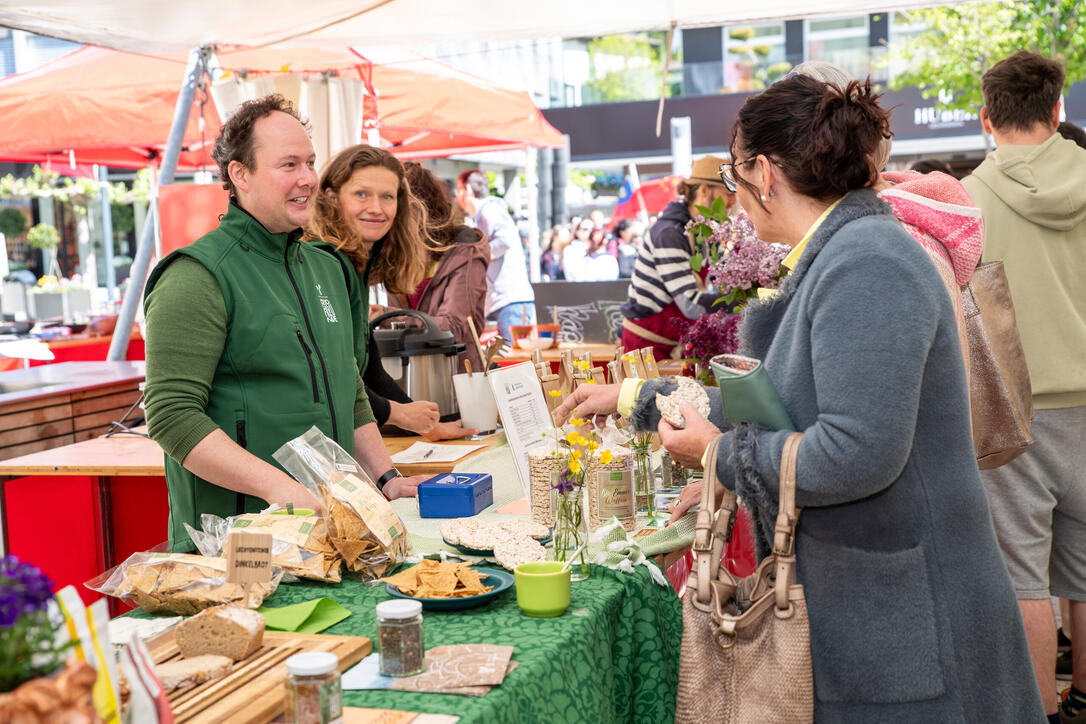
[717,158,758,193]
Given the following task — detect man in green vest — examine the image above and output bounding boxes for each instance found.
[143,94,427,551]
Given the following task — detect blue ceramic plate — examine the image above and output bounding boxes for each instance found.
[385,567,515,611]
[442,530,553,557]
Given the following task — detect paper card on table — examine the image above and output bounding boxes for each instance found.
[487,362,554,499]
[342,646,517,697]
[495,497,531,515]
[390,442,486,464]
[343,708,460,724]
[225,531,272,583]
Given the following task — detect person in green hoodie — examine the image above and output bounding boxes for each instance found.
[143,94,429,552]
[963,51,1086,724]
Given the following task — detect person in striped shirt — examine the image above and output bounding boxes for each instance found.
[620,155,737,359]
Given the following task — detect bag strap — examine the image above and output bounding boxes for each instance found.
[693,434,738,605]
[774,432,804,610]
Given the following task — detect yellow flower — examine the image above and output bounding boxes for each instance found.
[588,440,599,450]
[571,448,581,459]
[548,389,562,397]
[600,449,614,464]
[569,459,582,474]
[586,380,597,385]
[568,417,585,427]
[574,360,591,370]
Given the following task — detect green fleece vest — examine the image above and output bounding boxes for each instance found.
[145,203,360,550]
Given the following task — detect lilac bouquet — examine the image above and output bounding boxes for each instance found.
[680,206,789,380]
[0,555,70,691]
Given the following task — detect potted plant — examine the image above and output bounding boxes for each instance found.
[0,207,27,241]
[0,555,72,691]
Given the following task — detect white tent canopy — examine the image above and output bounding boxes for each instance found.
[3,1,964,54]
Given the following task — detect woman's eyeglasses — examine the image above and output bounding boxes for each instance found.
[717,158,758,193]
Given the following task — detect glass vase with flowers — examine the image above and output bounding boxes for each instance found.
[550,417,608,582]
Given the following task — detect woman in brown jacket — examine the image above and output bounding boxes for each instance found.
[394,162,490,373]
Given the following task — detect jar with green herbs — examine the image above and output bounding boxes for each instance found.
[376,599,424,676]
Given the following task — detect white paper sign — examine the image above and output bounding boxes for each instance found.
[487,362,554,499]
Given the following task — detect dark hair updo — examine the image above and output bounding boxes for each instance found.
[730,74,892,204]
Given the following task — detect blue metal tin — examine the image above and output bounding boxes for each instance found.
[417,473,494,518]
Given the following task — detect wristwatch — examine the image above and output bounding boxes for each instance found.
[375,467,402,492]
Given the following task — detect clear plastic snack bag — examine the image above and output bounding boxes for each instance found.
[86,550,283,615]
[274,426,409,580]
[185,507,343,583]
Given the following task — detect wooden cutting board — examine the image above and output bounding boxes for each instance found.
[147,630,372,724]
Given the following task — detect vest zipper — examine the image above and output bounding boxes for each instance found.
[235,420,247,515]
[285,243,339,440]
[295,330,320,403]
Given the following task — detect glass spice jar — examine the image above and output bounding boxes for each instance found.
[284,651,343,724]
[376,599,424,677]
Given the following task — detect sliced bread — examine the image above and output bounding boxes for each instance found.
[175,604,265,661]
[155,654,233,691]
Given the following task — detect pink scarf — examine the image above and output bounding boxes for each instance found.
[880,171,983,286]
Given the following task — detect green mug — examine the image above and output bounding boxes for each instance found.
[514,561,571,618]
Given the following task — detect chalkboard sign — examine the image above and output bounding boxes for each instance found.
[531,280,630,344]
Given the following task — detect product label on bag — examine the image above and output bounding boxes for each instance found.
[596,470,634,519]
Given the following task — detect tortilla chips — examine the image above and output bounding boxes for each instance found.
[381,560,493,599]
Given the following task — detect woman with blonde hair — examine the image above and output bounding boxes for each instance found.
[308,145,473,440]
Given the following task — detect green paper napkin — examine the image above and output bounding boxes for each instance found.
[258,597,351,634]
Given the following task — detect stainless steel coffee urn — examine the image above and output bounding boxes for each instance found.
[371,310,463,419]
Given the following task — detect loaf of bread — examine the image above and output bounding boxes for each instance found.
[155,654,233,691]
[175,604,265,661]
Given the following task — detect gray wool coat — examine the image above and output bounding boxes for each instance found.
[633,191,1044,722]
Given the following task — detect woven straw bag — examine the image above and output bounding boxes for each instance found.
[675,433,813,723]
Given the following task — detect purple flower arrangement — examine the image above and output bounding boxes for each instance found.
[680,207,790,380]
[0,555,70,692]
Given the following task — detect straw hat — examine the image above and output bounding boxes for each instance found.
[686,155,729,187]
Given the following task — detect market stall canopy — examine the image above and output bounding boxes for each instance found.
[0,45,564,168]
[0,0,974,54]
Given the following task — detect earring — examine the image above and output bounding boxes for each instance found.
[760,194,767,202]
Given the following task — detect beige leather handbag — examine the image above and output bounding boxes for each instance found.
[675,433,813,724]
[963,261,1034,469]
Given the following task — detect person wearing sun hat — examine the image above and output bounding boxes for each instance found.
[620,154,738,359]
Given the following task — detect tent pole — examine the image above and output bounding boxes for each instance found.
[108,45,211,361]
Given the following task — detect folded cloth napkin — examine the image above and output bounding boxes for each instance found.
[258,597,351,634]
[591,514,696,586]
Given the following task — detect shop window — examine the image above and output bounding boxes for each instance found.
[806,15,872,79]
[723,22,788,92]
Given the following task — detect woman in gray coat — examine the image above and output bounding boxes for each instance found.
[557,75,1043,721]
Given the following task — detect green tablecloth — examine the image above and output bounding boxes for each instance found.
[271,564,680,723]
[129,563,681,723]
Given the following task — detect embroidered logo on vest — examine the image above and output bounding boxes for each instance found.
[316,284,338,323]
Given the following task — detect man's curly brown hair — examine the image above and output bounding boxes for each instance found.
[211,94,310,197]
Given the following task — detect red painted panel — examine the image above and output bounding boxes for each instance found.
[4,475,103,606]
[108,474,169,563]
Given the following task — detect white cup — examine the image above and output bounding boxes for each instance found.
[452,373,498,435]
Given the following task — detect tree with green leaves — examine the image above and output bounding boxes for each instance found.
[582,32,675,104]
[889,1,1086,112]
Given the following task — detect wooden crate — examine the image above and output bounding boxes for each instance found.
[147,630,372,724]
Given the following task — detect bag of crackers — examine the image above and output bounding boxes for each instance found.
[185,508,343,583]
[274,426,409,580]
[86,550,284,615]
